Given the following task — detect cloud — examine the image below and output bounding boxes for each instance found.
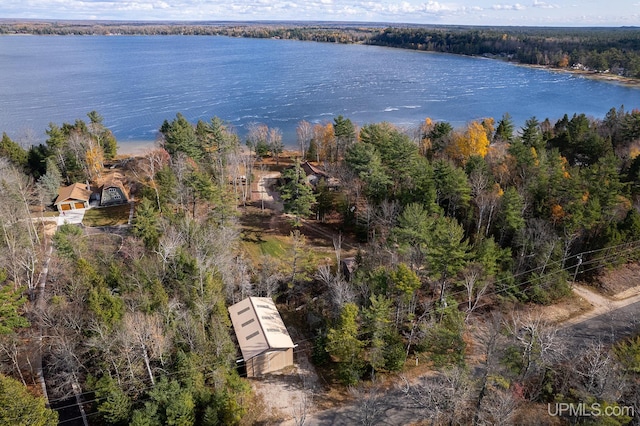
[532,0,559,8]
[0,0,632,26]
[492,3,526,11]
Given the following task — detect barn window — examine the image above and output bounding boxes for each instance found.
[256,304,273,310]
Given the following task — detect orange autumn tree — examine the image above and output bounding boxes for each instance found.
[446,118,494,165]
[312,122,335,162]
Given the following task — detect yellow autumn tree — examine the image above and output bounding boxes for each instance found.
[446,119,492,165]
[558,54,570,68]
[85,143,104,182]
[419,117,435,156]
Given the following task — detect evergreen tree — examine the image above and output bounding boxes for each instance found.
[495,112,515,142]
[90,375,132,425]
[333,115,356,160]
[132,198,161,249]
[0,268,30,335]
[0,373,57,426]
[161,113,200,159]
[0,132,27,168]
[427,216,469,306]
[520,116,543,150]
[278,161,316,226]
[327,303,365,385]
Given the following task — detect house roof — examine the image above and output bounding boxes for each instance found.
[100,172,129,199]
[228,297,295,361]
[301,161,329,178]
[54,183,92,205]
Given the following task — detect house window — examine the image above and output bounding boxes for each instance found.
[237,307,250,315]
[107,187,122,199]
[241,318,255,327]
[246,331,260,340]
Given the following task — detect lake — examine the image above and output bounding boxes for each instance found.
[1,35,639,149]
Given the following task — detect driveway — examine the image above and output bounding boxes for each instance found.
[57,209,86,226]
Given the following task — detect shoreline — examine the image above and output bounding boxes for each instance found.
[116,139,258,157]
[515,62,640,89]
[117,140,158,156]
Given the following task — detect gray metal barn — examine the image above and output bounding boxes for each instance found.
[228,297,295,377]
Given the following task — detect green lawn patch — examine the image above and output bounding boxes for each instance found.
[83,204,131,227]
[241,235,291,262]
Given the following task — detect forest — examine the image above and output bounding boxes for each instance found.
[1,105,640,425]
[2,21,640,79]
[368,26,640,77]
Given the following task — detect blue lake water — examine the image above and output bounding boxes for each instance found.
[0,35,639,149]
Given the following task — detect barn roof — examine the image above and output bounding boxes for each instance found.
[228,297,295,361]
[54,183,92,205]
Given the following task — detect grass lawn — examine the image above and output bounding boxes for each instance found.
[83,204,131,227]
[241,234,291,261]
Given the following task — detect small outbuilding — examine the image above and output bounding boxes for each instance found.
[54,183,92,212]
[228,297,295,377]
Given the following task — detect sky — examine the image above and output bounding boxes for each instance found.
[0,0,638,27]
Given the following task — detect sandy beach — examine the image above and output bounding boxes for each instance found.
[117,140,158,156]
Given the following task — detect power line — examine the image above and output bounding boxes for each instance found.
[24,236,640,423]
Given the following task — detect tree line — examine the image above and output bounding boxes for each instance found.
[3,21,640,78]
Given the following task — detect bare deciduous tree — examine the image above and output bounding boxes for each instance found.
[268,127,283,166]
[348,384,384,426]
[504,312,560,399]
[155,222,184,274]
[122,311,170,386]
[296,120,313,160]
[291,393,311,426]
[463,263,490,321]
[401,366,472,425]
[476,383,521,426]
[132,148,170,211]
[316,264,354,317]
[254,255,283,297]
[571,341,624,401]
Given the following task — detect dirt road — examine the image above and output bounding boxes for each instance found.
[558,283,640,348]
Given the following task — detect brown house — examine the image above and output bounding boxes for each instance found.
[301,161,340,189]
[100,173,129,206]
[54,183,91,212]
[228,297,295,377]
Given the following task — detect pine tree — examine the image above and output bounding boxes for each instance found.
[279,161,316,226]
[0,373,57,426]
[327,303,365,385]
